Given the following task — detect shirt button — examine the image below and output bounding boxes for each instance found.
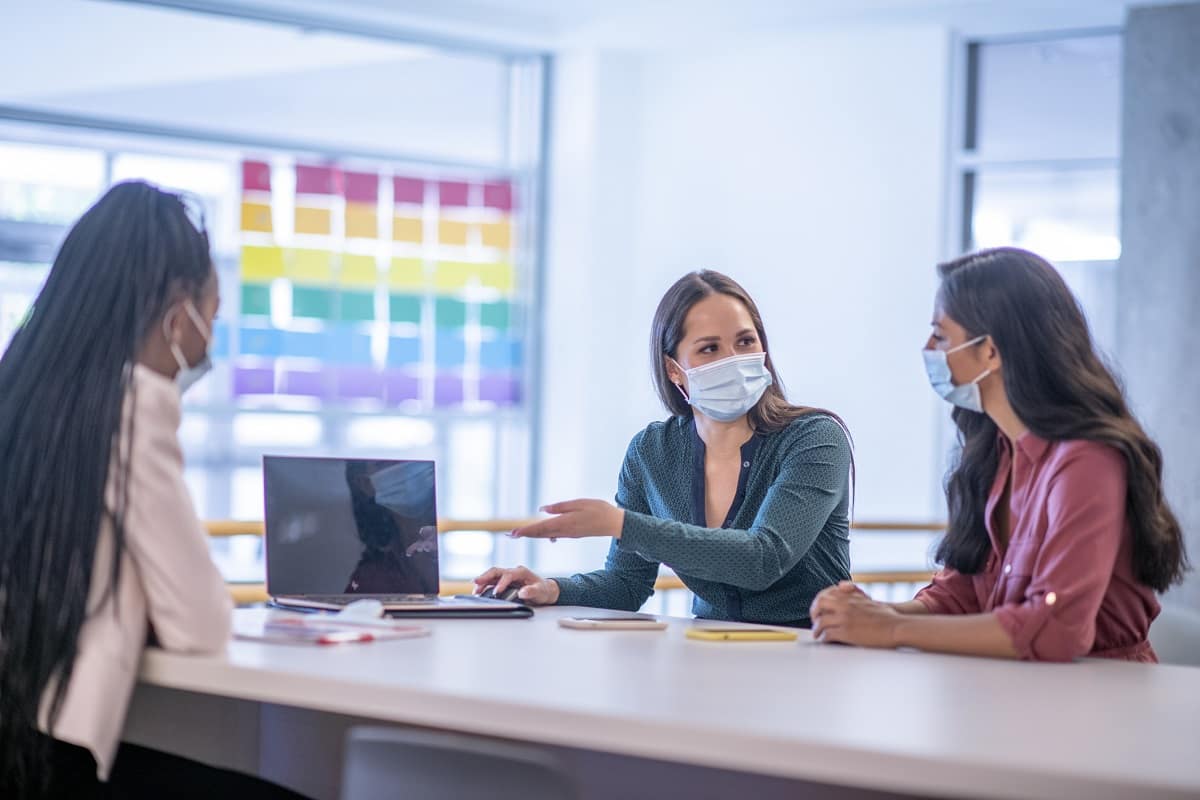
[1045,592,1057,606]
[742,461,750,468]
[1003,564,1012,575]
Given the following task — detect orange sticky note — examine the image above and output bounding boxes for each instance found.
[295,206,332,236]
[240,201,273,233]
[438,220,471,246]
[393,216,423,243]
[481,220,512,249]
[345,203,378,239]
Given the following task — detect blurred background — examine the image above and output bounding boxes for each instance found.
[1,0,1194,615]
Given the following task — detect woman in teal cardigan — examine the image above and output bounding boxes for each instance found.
[475,270,854,627]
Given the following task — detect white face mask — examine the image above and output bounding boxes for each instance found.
[670,352,773,422]
[163,299,212,395]
[922,334,992,413]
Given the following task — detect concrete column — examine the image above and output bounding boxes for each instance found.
[1118,2,1200,611]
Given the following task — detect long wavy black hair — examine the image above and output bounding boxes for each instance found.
[0,182,213,785]
[935,248,1188,591]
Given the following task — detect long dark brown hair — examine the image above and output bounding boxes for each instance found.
[935,248,1188,591]
[650,270,853,445]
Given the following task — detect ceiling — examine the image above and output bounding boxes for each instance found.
[113,0,1148,51]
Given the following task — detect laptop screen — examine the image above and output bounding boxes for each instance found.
[264,456,439,596]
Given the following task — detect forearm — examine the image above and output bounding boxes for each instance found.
[889,600,932,615]
[552,570,651,611]
[893,612,1020,659]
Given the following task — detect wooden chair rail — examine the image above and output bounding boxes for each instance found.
[205,519,947,537]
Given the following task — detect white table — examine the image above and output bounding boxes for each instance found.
[125,606,1200,800]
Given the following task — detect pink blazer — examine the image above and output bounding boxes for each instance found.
[38,364,232,779]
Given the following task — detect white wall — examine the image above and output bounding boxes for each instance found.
[538,26,951,572]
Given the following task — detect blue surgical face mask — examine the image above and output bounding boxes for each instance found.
[370,462,436,520]
[923,334,992,413]
[670,352,773,422]
[164,299,212,395]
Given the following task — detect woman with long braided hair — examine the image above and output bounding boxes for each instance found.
[0,182,304,798]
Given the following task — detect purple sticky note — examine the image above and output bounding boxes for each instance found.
[480,373,521,405]
[434,374,465,406]
[336,367,385,401]
[280,370,326,398]
[233,366,275,395]
[384,370,421,405]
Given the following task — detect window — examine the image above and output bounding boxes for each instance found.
[955,33,1122,355]
[0,1,548,583]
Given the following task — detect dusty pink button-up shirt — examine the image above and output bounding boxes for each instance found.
[916,432,1160,663]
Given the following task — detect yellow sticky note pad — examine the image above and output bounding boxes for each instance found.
[340,254,378,288]
[240,245,285,281]
[479,262,515,293]
[295,205,332,236]
[481,220,512,249]
[240,201,273,233]
[345,203,379,239]
[393,216,423,243]
[287,248,334,284]
[434,261,479,292]
[389,258,426,290]
[438,219,471,246]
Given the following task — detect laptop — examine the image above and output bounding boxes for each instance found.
[263,455,528,616]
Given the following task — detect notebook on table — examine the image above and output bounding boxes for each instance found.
[262,456,531,619]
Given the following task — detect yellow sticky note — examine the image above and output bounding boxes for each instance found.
[345,203,378,239]
[393,216,423,243]
[341,254,378,288]
[481,220,512,249]
[389,258,426,290]
[240,245,285,281]
[479,262,515,293]
[240,201,273,233]
[288,248,334,284]
[434,261,478,292]
[295,205,332,236]
[438,219,471,246]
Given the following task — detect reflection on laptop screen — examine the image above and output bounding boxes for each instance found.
[264,456,439,596]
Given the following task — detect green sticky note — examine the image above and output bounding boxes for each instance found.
[388,294,422,324]
[480,301,510,330]
[241,283,271,317]
[435,298,467,328]
[339,290,375,322]
[292,286,335,319]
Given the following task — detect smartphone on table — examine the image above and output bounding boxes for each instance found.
[558,614,668,630]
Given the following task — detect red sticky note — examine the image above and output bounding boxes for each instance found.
[438,180,470,208]
[344,171,379,204]
[484,181,513,212]
[296,164,341,195]
[393,176,426,206]
[242,160,271,193]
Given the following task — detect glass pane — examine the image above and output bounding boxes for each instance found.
[0,141,105,224]
[3,0,510,165]
[971,168,1119,261]
[975,35,1121,160]
[444,420,495,519]
[233,412,323,447]
[0,261,48,351]
[971,168,1119,359]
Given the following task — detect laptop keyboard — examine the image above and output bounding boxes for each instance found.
[295,594,437,604]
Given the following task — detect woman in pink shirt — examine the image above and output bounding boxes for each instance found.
[811,247,1188,662]
[0,183,305,798]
